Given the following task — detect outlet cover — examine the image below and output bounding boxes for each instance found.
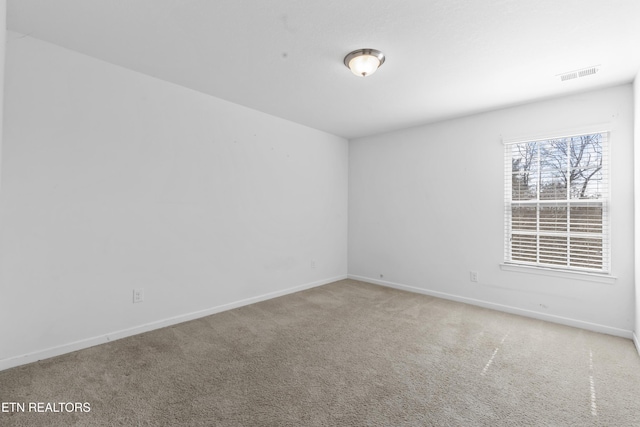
[133,289,144,303]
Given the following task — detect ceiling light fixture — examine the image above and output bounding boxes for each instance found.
[344,49,385,77]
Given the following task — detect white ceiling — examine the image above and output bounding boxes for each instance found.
[7,0,640,139]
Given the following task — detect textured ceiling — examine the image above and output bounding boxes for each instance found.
[7,0,640,139]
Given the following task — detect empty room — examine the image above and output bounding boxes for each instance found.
[1,1,640,426]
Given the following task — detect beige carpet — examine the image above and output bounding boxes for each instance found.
[1,279,639,426]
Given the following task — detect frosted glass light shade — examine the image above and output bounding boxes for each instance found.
[344,49,385,77]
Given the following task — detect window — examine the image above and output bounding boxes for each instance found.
[504,131,609,273]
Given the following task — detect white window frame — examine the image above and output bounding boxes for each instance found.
[503,128,611,276]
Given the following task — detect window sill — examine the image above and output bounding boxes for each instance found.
[499,263,617,284]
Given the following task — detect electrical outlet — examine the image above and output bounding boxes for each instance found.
[311,259,316,269]
[470,271,478,282]
[133,289,144,303]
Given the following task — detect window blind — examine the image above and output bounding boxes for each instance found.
[504,132,610,273]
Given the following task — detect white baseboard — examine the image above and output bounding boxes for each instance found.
[0,275,347,372]
[348,274,634,340]
[634,333,640,357]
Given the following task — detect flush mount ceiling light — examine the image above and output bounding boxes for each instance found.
[344,48,385,77]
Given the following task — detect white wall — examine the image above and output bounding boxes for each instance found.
[634,72,640,353]
[0,0,6,185]
[0,33,348,369]
[349,85,635,336]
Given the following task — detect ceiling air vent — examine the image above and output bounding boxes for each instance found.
[560,72,578,81]
[559,66,599,82]
[578,67,598,77]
